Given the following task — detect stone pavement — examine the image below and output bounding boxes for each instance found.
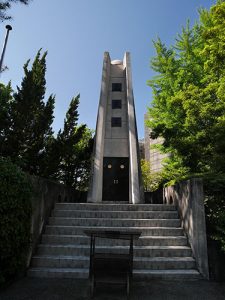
[0,278,225,300]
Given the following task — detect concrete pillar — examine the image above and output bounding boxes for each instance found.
[88,52,143,204]
[124,52,143,204]
[87,52,111,203]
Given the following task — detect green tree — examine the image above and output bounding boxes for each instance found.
[0,0,30,21]
[147,1,225,179]
[72,126,93,191]
[40,134,61,179]
[0,82,13,153]
[0,51,92,188]
[147,0,225,252]
[0,157,32,287]
[140,159,162,192]
[2,50,55,175]
[56,94,93,189]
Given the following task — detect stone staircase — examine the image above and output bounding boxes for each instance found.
[28,203,201,280]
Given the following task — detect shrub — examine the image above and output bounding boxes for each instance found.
[204,173,225,253]
[140,159,163,192]
[0,157,32,287]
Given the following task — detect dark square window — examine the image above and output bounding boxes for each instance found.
[112,100,122,109]
[112,83,122,92]
[111,117,122,127]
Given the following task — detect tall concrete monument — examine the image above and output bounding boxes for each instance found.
[87,52,143,204]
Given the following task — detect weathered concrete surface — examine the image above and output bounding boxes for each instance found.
[104,60,128,158]
[87,52,144,204]
[28,202,199,280]
[28,176,77,267]
[1,278,225,300]
[87,52,111,203]
[124,52,144,204]
[164,178,209,279]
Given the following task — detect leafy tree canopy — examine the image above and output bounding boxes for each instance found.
[56,95,93,189]
[0,82,12,147]
[0,50,93,190]
[147,0,225,181]
[147,0,225,252]
[0,0,31,21]
[1,50,55,175]
[140,159,162,192]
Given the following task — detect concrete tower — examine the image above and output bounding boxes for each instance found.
[87,52,143,204]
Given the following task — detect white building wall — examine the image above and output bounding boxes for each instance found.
[144,113,169,173]
[104,62,129,157]
[88,52,143,203]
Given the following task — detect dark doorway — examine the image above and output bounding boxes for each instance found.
[103,157,129,202]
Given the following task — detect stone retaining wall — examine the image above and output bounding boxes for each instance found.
[27,176,81,267]
[164,178,209,279]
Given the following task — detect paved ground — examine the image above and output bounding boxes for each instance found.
[0,278,225,300]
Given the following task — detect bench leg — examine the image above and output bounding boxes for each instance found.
[126,273,130,299]
[90,274,95,298]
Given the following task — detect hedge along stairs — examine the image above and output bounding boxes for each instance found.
[0,158,32,287]
[28,203,201,279]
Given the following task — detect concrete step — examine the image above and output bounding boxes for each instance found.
[28,202,200,280]
[48,217,181,228]
[55,203,176,211]
[134,257,196,270]
[31,255,195,270]
[52,210,178,219]
[133,269,201,280]
[45,225,184,236]
[37,244,192,257]
[27,267,88,279]
[27,267,200,280]
[31,255,89,269]
[41,234,187,246]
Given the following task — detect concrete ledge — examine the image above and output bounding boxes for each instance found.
[28,176,77,267]
[164,178,209,279]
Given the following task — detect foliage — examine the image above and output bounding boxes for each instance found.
[56,95,93,190]
[0,51,93,190]
[0,157,32,287]
[147,1,225,176]
[140,159,162,192]
[147,1,225,251]
[161,154,191,186]
[0,0,30,22]
[204,173,225,252]
[72,127,93,191]
[1,50,55,176]
[0,82,13,152]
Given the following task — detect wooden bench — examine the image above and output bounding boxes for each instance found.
[84,229,141,298]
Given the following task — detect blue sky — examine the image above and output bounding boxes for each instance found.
[0,0,215,138]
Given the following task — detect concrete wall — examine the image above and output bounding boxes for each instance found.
[145,189,163,204]
[139,139,145,160]
[27,176,77,267]
[164,178,209,279]
[104,62,129,157]
[144,113,150,163]
[87,52,111,202]
[144,113,169,172]
[149,135,169,173]
[88,52,144,203]
[124,52,144,204]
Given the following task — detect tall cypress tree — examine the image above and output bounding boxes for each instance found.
[56,94,93,189]
[0,0,30,22]
[4,50,55,175]
[0,82,13,154]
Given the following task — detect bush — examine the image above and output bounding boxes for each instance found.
[204,173,225,254]
[0,158,32,287]
[140,159,163,192]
